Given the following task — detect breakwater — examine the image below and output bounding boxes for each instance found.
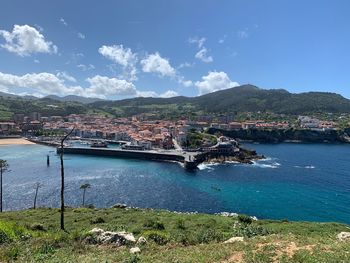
[56,147,199,169]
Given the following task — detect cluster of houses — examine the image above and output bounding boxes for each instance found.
[0,112,338,146]
[298,116,336,130]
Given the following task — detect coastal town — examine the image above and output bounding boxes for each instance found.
[0,112,341,146]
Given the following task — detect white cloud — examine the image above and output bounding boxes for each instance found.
[189,36,213,63]
[0,70,185,99]
[188,37,206,48]
[60,18,68,26]
[77,32,85,39]
[136,89,179,98]
[99,44,138,81]
[195,71,239,95]
[177,76,193,87]
[136,90,158,97]
[237,30,249,39]
[195,48,213,63]
[140,52,176,77]
[77,64,95,71]
[85,75,137,98]
[178,62,194,69]
[0,25,57,56]
[34,59,40,63]
[160,90,179,98]
[56,71,76,82]
[0,72,83,96]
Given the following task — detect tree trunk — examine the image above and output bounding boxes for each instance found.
[34,185,39,209]
[82,189,86,207]
[0,166,2,212]
[59,127,74,231]
[60,140,65,230]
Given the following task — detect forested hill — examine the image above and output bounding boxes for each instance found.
[90,85,350,116]
[1,85,350,120]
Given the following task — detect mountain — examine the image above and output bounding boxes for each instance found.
[1,85,350,121]
[90,85,350,116]
[0,91,36,100]
[44,95,103,104]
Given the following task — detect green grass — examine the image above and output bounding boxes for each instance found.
[0,207,349,262]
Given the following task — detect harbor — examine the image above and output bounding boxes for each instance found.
[57,146,201,170]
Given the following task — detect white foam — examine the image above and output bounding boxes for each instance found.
[198,162,220,170]
[252,160,281,169]
[294,165,315,169]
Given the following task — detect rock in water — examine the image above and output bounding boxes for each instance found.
[337,232,350,241]
[224,236,244,243]
[130,247,141,254]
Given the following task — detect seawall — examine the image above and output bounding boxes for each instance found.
[57,147,186,164]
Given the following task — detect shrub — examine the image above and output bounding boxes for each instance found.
[3,246,20,261]
[233,224,271,238]
[175,232,197,246]
[0,221,30,244]
[0,230,11,244]
[37,242,56,255]
[143,230,169,245]
[196,228,223,244]
[90,217,105,224]
[238,214,253,225]
[30,223,46,231]
[143,219,165,230]
[176,219,186,230]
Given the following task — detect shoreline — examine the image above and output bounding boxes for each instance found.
[0,137,35,146]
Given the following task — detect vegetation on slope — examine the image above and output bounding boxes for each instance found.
[0,207,349,262]
[2,85,350,120]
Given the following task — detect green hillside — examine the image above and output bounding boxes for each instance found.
[2,85,350,120]
[0,207,349,262]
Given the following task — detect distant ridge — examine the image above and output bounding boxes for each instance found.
[1,85,350,119]
[90,84,350,115]
[44,95,103,104]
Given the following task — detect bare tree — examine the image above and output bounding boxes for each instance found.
[60,127,75,231]
[0,159,9,212]
[80,183,91,206]
[33,182,42,209]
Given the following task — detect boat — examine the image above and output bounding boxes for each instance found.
[90,141,108,148]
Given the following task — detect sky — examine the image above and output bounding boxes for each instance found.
[0,0,349,99]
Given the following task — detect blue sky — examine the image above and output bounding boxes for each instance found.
[0,0,349,99]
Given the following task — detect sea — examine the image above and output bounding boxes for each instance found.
[0,143,349,224]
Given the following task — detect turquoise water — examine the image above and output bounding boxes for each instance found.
[0,143,349,224]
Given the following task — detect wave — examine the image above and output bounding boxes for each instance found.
[198,163,220,170]
[294,165,315,169]
[252,161,281,169]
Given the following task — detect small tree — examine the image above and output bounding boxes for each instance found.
[33,182,42,209]
[60,127,75,231]
[80,183,91,206]
[0,160,9,212]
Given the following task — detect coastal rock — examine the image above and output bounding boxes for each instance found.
[224,236,244,243]
[87,228,136,245]
[112,203,127,209]
[137,236,147,244]
[216,212,238,217]
[130,247,141,254]
[337,232,350,241]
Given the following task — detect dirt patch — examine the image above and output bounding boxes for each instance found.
[256,241,315,262]
[222,251,243,263]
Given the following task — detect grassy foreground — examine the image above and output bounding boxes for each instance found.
[0,207,349,262]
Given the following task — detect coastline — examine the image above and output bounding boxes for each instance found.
[0,137,35,146]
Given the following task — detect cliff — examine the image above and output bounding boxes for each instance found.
[207,128,350,143]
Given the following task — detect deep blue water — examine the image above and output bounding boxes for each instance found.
[0,143,349,224]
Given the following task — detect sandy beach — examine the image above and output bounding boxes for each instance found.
[0,138,35,145]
